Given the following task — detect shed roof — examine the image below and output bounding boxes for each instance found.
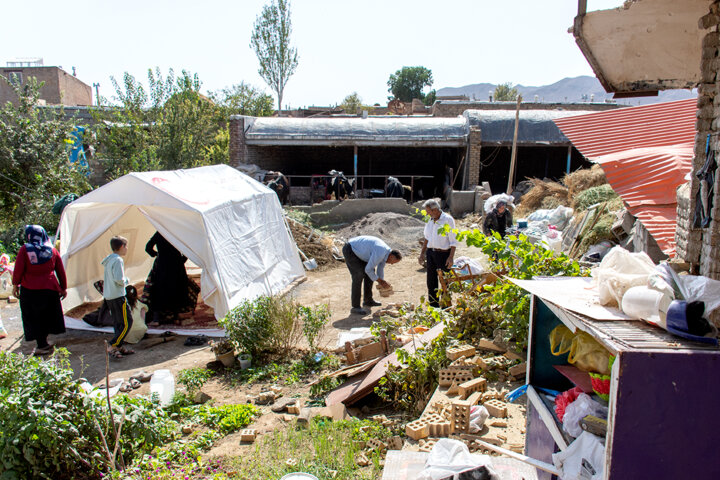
[237,115,468,147]
[553,98,697,159]
[464,109,598,145]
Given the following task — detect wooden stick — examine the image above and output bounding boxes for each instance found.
[474,440,562,476]
[506,95,523,194]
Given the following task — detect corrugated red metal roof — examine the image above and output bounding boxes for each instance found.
[553,99,697,159]
[595,144,694,256]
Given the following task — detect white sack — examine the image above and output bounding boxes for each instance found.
[418,439,500,480]
[483,194,515,214]
[553,431,605,480]
[592,246,656,307]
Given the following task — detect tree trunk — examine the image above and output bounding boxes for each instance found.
[277,91,283,117]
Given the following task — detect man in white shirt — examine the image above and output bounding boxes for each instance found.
[418,199,458,307]
[343,236,402,315]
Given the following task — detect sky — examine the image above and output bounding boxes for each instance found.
[2,0,626,108]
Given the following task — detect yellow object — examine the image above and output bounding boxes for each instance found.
[549,325,612,375]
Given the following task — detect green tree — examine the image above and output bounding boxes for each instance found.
[250,0,299,115]
[93,68,228,179]
[387,66,434,102]
[493,82,519,101]
[339,92,375,115]
[212,82,274,116]
[0,76,90,248]
[423,89,437,106]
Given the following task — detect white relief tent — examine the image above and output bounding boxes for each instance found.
[58,164,304,320]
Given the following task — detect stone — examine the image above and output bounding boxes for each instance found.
[193,391,212,404]
[255,391,276,405]
[489,420,507,428]
[182,425,193,434]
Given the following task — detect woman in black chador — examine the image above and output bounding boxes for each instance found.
[141,232,199,325]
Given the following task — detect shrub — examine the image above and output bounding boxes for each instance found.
[181,403,259,434]
[220,296,277,358]
[298,303,331,353]
[177,367,213,396]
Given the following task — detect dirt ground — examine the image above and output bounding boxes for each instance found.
[0,234,527,463]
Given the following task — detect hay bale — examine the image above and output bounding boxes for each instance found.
[515,179,569,217]
[574,184,619,211]
[563,165,607,199]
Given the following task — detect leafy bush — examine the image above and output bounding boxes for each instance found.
[111,395,177,460]
[181,403,259,434]
[0,350,105,478]
[298,304,331,353]
[221,296,330,359]
[177,367,212,396]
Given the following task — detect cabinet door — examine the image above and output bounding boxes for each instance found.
[526,401,559,480]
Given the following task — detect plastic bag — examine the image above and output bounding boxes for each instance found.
[562,393,608,438]
[418,439,499,480]
[554,386,584,422]
[468,405,489,433]
[552,431,605,480]
[549,325,575,356]
[592,246,657,307]
[527,205,574,231]
[483,193,515,214]
[549,326,611,375]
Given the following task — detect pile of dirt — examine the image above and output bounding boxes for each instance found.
[515,180,569,218]
[563,164,608,199]
[287,219,337,270]
[335,212,425,255]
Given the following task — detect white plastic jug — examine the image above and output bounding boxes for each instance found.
[621,286,672,326]
[149,369,175,406]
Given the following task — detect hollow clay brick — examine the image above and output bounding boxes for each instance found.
[240,429,257,442]
[484,399,508,418]
[387,435,403,450]
[447,345,476,361]
[405,418,429,440]
[458,377,487,399]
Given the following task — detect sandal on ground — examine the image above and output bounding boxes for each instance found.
[184,335,208,346]
[118,346,135,355]
[119,381,133,393]
[130,370,152,383]
[108,349,124,360]
[130,378,142,389]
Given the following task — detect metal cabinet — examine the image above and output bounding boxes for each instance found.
[525,295,720,479]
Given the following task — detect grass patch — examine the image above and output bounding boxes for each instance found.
[226,419,389,480]
[221,353,341,387]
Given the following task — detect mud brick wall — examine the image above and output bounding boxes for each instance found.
[467,127,482,188]
[684,2,720,279]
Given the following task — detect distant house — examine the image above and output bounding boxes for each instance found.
[0,61,92,107]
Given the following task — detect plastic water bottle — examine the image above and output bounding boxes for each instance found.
[149,369,175,406]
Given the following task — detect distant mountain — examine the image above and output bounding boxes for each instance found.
[437,76,696,106]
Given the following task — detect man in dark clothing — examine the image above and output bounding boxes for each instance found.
[343,236,402,315]
[483,201,513,238]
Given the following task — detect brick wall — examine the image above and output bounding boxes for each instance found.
[467,127,482,187]
[681,2,720,277]
[0,67,91,106]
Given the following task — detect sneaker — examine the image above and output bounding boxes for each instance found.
[363,300,382,307]
[350,307,370,315]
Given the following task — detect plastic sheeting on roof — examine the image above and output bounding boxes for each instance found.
[241,116,468,146]
[553,99,697,159]
[596,144,693,256]
[464,109,599,144]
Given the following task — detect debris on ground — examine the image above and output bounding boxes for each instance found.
[335,212,425,255]
[286,217,338,270]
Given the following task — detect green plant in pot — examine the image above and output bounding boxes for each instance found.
[211,339,236,367]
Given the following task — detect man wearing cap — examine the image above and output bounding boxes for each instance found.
[419,199,458,307]
[343,236,402,316]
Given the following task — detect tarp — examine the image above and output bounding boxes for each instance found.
[59,164,305,320]
[595,144,693,255]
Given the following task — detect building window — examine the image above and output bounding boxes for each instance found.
[6,71,23,86]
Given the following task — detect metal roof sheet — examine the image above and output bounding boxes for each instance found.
[240,116,468,146]
[596,144,693,256]
[553,98,697,159]
[464,109,600,144]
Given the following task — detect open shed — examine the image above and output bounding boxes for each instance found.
[58,164,304,320]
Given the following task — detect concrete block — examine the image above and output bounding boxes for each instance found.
[447,345,476,361]
[240,429,257,442]
[450,190,476,217]
[458,377,487,399]
[484,399,508,418]
[405,418,429,440]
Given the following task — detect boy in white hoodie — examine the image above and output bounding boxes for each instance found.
[99,236,134,358]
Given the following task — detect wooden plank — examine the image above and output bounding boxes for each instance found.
[526,385,568,450]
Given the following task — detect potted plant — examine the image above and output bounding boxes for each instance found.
[211,339,236,367]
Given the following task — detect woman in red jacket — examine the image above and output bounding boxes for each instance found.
[12,225,67,355]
